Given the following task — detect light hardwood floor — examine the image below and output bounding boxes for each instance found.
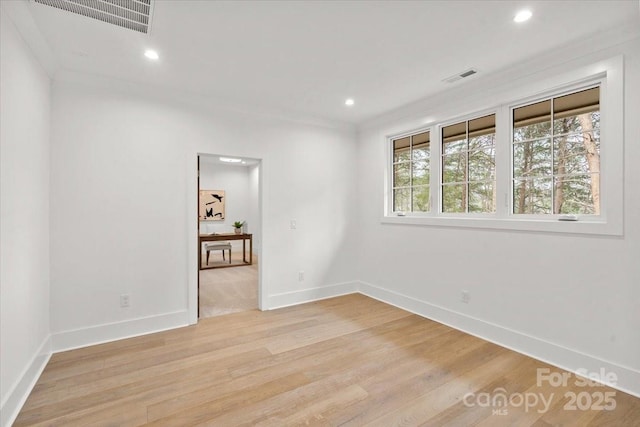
[199,250,258,318]
[15,294,640,426]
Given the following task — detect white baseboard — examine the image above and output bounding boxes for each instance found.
[5,283,637,427]
[52,310,190,353]
[1,335,52,427]
[357,280,640,398]
[267,281,359,310]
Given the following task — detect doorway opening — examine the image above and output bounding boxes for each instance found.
[197,154,261,319]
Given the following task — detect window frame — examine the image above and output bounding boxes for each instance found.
[509,82,603,219]
[383,56,623,236]
[438,112,498,216]
[389,128,432,214]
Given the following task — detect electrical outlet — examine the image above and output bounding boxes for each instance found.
[298,271,304,282]
[461,290,470,304]
[290,219,297,229]
[120,294,130,308]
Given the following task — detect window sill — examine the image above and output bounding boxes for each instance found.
[380,214,622,236]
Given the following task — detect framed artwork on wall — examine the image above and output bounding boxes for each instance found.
[199,190,225,221]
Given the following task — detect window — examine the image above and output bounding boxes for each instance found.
[441,114,496,213]
[384,56,622,235]
[392,131,430,212]
[512,87,600,215]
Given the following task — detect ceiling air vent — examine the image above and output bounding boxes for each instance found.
[34,0,153,34]
[443,68,478,84]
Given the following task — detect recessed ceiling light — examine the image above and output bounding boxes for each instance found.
[220,157,242,163]
[144,49,159,60]
[345,98,355,106]
[514,10,532,23]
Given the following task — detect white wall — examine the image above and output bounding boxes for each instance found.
[356,32,640,396]
[248,164,261,251]
[200,158,258,252]
[49,76,358,348]
[199,159,253,252]
[0,11,51,426]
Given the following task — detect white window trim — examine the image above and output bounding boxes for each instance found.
[383,56,623,236]
[436,109,498,216]
[389,129,432,214]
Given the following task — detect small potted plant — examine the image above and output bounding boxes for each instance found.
[233,221,245,234]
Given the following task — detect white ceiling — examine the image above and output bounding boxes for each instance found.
[18,0,640,124]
